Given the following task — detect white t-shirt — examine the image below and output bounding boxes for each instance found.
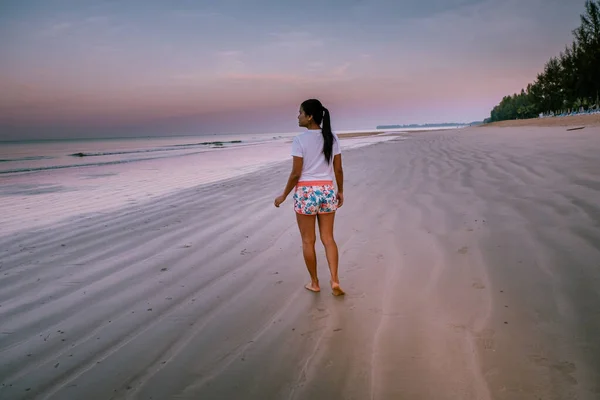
[291,130,341,182]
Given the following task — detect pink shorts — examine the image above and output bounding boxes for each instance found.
[293,180,338,215]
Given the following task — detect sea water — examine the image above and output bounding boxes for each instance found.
[0,131,402,235]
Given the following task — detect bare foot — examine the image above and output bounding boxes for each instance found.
[305,282,320,293]
[331,281,345,296]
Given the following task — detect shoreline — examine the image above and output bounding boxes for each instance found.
[0,127,457,145]
[0,134,398,237]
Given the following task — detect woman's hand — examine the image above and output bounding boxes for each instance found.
[336,192,344,208]
[274,194,287,207]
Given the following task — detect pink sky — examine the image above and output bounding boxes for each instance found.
[0,0,586,139]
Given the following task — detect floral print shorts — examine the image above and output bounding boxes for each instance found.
[293,181,338,215]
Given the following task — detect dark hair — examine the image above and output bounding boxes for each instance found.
[301,98,335,164]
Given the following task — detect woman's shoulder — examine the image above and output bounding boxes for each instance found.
[293,131,308,143]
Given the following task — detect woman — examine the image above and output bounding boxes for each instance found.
[274,99,345,296]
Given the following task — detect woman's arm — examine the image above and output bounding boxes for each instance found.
[333,154,344,207]
[274,156,303,207]
[333,154,343,192]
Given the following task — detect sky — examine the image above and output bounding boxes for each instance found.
[0,0,587,140]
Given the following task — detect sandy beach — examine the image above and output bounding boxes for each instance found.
[1,126,600,399]
[483,113,600,128]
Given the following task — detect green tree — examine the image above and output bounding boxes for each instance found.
[488,0,600,122]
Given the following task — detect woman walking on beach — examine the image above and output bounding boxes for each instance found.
[274,99,345,296]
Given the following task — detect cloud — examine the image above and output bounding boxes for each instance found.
[332,62,351,77]
[266,31,324,50]
[215,50,246,74]
[220,65,356,86]
[405,0,578,50]
[169,73,211,83]
[42,22,73,36]
[84,16,109,24]
[347,0,487,22]
[4,0,586,139]
[222,73,306,84]
[171,10,222,19]
[373,0,581,88]
[39,15,114,38]
[216,50,243,57]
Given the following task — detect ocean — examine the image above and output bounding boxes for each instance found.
[0,130,402,235]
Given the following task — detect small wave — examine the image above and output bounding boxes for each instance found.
[0,156,55,162]
[70,140,243,157]
[70,148,176,157]
[1,151,205,175]
[171,140,242,147]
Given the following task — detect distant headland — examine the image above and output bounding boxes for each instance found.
[376,122,482,129]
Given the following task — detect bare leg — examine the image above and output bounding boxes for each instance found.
[317,212,345,296]
[296,213,320,292]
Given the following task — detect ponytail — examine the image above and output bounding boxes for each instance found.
[321,107,334,164]
[300,99,335,164]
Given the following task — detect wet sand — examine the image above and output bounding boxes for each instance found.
[1,126,600,399]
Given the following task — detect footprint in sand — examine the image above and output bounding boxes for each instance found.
[529,354,549,366]
[553,361,578,385]
[528,356,578,384]
[448,323,466,333]
[458,246,468,254]
[472,282,485,289]
[475,328,495,350]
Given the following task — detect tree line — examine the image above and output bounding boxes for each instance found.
[487,0,600,122]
